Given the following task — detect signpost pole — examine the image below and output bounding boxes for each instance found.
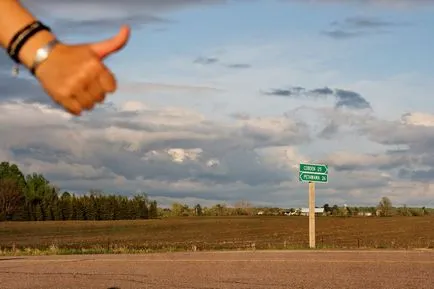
[299,162,327,249]
[308,181,316,249]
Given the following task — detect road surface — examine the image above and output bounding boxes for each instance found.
[0,250,433,289]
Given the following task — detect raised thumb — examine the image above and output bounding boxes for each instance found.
[89,25,131,59]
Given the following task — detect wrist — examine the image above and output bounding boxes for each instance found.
[17,30,56,70]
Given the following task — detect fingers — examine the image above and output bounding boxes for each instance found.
[62,98,82,116]
[88,81,105,103]
[74,87,96,110]
[68,66,113,114]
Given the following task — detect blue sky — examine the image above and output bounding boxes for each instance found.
[105,0,434,119]
[1,0,434,208]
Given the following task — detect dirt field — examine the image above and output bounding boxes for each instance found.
[0,216,433,254]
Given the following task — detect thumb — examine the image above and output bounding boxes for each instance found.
[88,25,131,59]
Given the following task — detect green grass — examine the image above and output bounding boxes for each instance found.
[0,216,433,256]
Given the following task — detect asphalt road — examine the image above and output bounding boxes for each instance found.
[0,250,433,289]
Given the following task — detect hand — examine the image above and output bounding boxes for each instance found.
[34,25,130,116]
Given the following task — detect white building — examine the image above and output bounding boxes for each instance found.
[298,208,324,216]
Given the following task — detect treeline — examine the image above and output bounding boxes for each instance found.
[164,197,433,217]
[322,201,431,217]
[164,201,259,217]
[0,161,158,221]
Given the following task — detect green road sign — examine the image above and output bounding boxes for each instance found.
[299,163,328,174]
[299,172,328,183]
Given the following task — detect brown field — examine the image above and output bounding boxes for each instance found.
[0,216,433,255]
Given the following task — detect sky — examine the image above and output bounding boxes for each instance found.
[1,0,434,208]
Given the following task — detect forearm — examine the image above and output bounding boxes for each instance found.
[0,0,55,69]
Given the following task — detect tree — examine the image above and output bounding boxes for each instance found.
[233,200,253,216]
[331,204,339,216]
[0,162,26,190]
[323,204,331,215]
[132,193,149,219]
[194,204,203,216]
[59,192,73,220]
[377,196,393,217]
[25,173,54,221]
[149,201,158,218]
[171,202,187,216]
[0,162,27,220]
[211,203,226,216]
[0,179,24,220]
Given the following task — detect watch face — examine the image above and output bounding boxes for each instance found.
[38,49,49,60]
[41,50,49,59]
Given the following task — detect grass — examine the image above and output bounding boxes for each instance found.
[0,216,433,256]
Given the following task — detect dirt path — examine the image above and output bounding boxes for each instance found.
[0,250,433,289]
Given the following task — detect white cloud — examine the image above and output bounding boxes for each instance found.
[401,112,434,127]
[167,148,203,163]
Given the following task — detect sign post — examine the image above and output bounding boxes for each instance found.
[308,181,315,248]
[299,163,328,249]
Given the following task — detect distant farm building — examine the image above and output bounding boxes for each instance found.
[297,208,325,216]
[357,211,373,217]
[300,208,324,216]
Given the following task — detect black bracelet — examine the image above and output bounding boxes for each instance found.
[7,21,52,64]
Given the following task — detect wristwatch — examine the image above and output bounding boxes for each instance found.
[30,38,60,75]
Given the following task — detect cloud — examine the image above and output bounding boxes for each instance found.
[310,87,334,96]
[318,120,340,139]
[226,63,252,69]
[322,30,363,39]
[194,57,219,65]
[263,86,372,110]
[315,109,434,179]
[263,87,306,97]
[193,56,251,69]
[0,100,313,203]
[323,16,407,39]
[334,89,371,109]
[325,151,410,171]
[332,16,400,29]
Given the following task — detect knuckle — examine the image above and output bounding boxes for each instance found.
[85,58,102,73]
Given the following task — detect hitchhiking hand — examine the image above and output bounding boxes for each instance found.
[35,25,131,116]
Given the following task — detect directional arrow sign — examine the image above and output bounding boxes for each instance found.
[299,163,328,175]
[299,172,328,183]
